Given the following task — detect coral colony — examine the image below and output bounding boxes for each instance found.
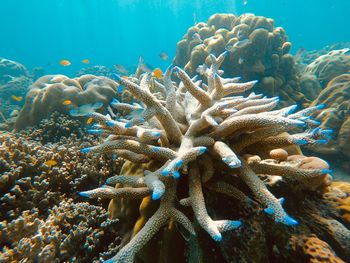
[78,51,332,262]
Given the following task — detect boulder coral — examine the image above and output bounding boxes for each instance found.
[174,13,303,107]
[309,74,350,157]
[305,48,350,87]
[14,74,118,130]
[77,52,345,262]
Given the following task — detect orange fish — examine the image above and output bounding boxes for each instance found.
[82,59,90,64]
[86,117,93,124]
[44,160,57,166]
[121,76,129,79]
[63,100,72,105]
[11,95,23,102]
[60,59,71,66]
[152,68,163,79]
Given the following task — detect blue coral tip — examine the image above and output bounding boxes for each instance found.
[166,64,173,72]
[173,170,180,179]
[197,146,208,155]
[152,146,160,152]
[295,139,308,145]
[125,121,133,128]
[315,139,328,145]
[112,73,121,81]
[321,169,333,174]
[117,86,124,93]
[161,169,170,176]
[279,197,285,205]
[151,131,161,137]
[81,148,92,154]
[105,120,115,127]
[316,104,326,109]
[111,98,119,104]
[213,233,222,242]
[222,50,229,57]
[264,207,274,215]
[175,159,184,168]
[79,192,90,198]
[152,191,162,200]
[230,220,242,228]
[284,216,298,226]
[173,66,181,72]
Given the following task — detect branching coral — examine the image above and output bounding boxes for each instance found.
[78,51,333,262]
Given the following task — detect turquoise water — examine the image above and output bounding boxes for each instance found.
[1,0,349,76]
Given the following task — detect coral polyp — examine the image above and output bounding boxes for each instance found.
[79,52,331,262]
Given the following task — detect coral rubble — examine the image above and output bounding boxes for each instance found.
[77,52,348,262]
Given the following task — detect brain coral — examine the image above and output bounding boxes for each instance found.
[77,52,344,262]
[174,13,303,107]
[14,74,118,130]
[309,74,350,157]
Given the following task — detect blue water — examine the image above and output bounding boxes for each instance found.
[0,0,349,76]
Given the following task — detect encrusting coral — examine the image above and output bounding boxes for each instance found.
[15,74,118,130]
[174,13,304,107]
[77,51,338,262]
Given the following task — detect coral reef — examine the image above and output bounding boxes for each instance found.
[0,57,32,121]
[174,13,303,106]
[15,74,119,130]
[76,52,349,262]
[0,199,120,262]
[308,74,350,157]
[76,65,117,79]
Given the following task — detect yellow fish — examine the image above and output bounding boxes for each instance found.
[60,59,71,66]
[63,100,72,105]
[82,59,90,64]
[44,160,57,166]
[152,68,163,79]
[11,95,23,102]
[86,117,93,124]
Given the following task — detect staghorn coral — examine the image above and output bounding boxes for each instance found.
[77,51,339,262]
[308,74,350,157]
[15,74,119,130]
[174,13,303,107]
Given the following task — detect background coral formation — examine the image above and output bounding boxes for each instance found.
[15,74,118,130]
[174,13,304,107]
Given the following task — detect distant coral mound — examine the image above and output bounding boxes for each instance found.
[310,74,350,156]
[174,13,303,106]
[15,74,118,130]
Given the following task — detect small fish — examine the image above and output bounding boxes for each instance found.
[70,102,104,117]
[159,52,169,61]
[192,33,203,43]
[238,57,244,64]
[62,100,72,105]
[233,38,251,49]
[86,117,93,124]
[11,95,23,102]
[60,59,71,66]
[152,68,163,79]
[138,56,152,73]
[295,47,306,60]
[82,59,90,64]
[127,108,144,119]
[114,64,129,74]
[45,160,57,167]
